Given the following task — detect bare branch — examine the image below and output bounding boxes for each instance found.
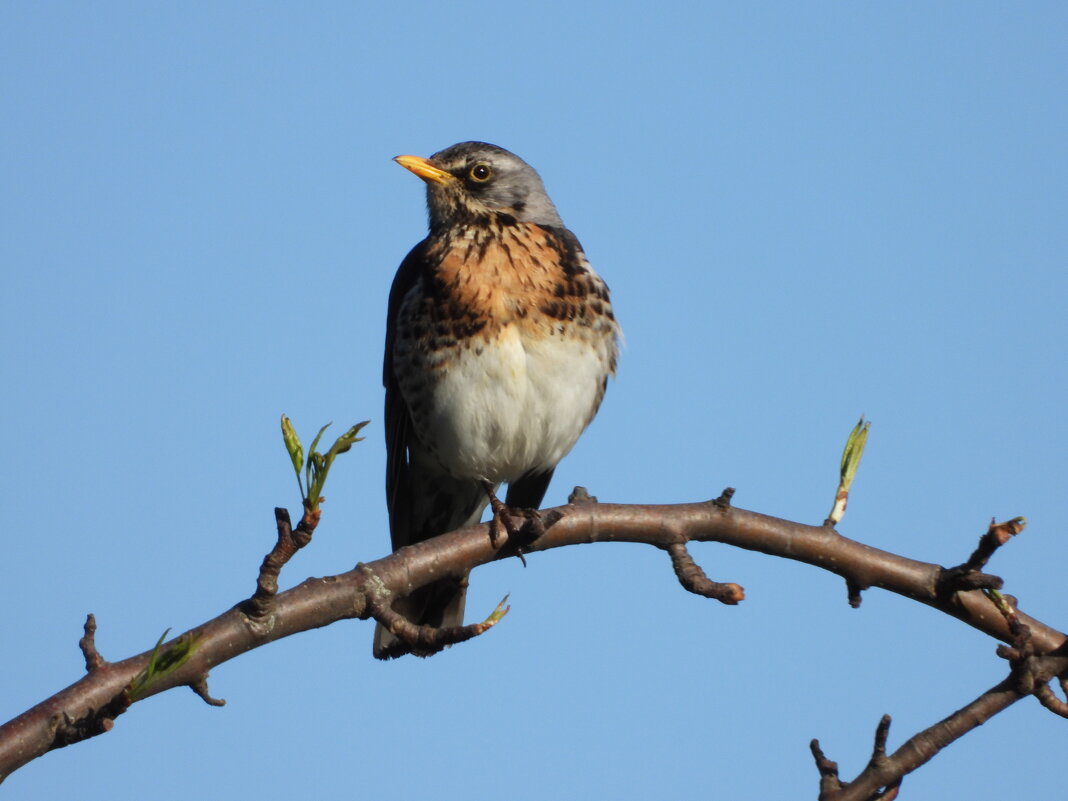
[815,678,1023,801]
[810,579,1068,799]
[1,499,1064,782]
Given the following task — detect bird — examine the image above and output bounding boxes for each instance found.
[375,141,620,659]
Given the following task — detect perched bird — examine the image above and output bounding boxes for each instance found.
[376,142,619,659]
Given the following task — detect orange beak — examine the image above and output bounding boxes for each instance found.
[393,155,455,185]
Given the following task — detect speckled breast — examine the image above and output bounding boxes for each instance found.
[392,221,619,481]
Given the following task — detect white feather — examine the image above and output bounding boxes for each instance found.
[424,326,611,482]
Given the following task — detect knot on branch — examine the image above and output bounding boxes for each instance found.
[845,579,868,609]
[49,708,117,750]
[50,680,136,751]
[937,517,1026,597]
[665,542,743,604]
[712,487,735,508]
[989,591,1068,718]
[568,486,598,504]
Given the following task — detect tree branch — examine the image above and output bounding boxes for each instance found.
[1,498,1064,783]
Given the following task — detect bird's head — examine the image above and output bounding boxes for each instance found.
[394,141,563,232]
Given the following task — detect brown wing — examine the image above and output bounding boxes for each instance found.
[378,240,481,658]
[383,240,429,551]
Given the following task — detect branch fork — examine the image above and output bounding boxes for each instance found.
[811,715,900,801]
[989,589,1068,718]
[357,564,509,654]
[808,516,1061,800]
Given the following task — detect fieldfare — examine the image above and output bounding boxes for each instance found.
[375,141,619,658]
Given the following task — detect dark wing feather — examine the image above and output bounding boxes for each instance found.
[383,240,429,551]
[378,239,483,658]
[505,468,555,509]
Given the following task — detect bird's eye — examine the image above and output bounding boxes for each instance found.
[468,163,493,182]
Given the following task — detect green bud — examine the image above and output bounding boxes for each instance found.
[840,416,870,492]
[127,629,199,701]
[328,421,369,457]
[280,415,304,475]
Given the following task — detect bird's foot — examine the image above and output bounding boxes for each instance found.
[480,481,558,566]
[482,480,522,547]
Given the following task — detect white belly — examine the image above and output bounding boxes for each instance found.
[423,327,608,482]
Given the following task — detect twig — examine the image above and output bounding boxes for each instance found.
[938,517,1026,595]
[810,738,843,798]
[812,606,1068,800]
[665,542,744,604]
[825,418,869,527]
[189,678,226,707]
[246,503,320,621]
[358,564,510,655]
[79,614,105,672]
[568,486,598,504]
[814,681,1021,801]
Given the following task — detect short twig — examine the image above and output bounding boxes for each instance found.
[712,487,735,508]
[79,614,105,672]
[867,716,900,800]
[967,517,1027,572]
[937,517,1024,597]
[568,486,598,504]
[189,678,226,707]
[810,739,843,797]
[246,503,320,621]
[665,542,743,604]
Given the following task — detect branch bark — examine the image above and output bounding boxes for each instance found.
[1,498,1064,786]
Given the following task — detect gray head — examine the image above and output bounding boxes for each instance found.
[394,141,564,232]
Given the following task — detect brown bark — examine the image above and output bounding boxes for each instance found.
[1,498,1064,792]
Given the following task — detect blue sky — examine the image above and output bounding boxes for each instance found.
[2,2,1066,798]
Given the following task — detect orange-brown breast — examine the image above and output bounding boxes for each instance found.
[391,218,619,471]
[422,221,615,344]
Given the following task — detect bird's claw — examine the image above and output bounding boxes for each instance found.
[481,480,552,563]
[483,480,520,547]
